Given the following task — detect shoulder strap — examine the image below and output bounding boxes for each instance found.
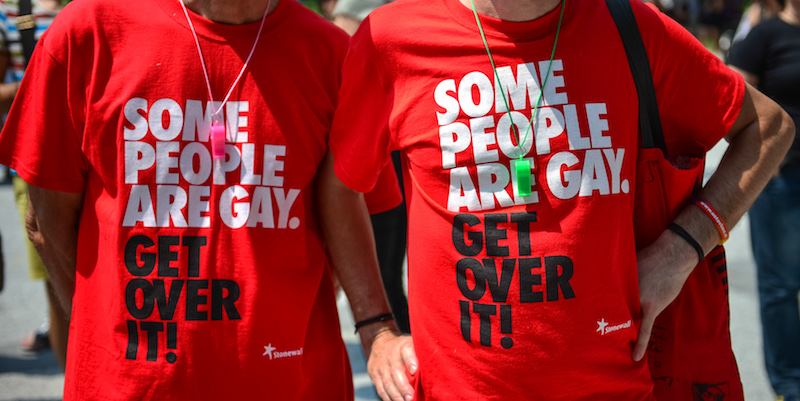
[17,0,36,67]
[605,0,666,153]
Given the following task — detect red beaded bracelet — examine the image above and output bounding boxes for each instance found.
[692,199,729,245]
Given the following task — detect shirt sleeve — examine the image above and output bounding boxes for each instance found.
[728,22,769,76]
[329,17,395,193]
[363,160,402,214]
[635,2,745,155]
[0,27,87,193]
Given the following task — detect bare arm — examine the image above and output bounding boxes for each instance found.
[26,184,83,315]
[0,51,20,112]
[633,83,795,361]
[315,151,416,401]
[729,65,759,87]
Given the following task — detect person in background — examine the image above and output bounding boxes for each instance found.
[0,230,5,294]
[0,0,67,366]
[332,0,388,34]
[729,1,800,399]
[732,0,783,46]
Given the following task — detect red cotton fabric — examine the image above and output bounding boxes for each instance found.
[0,0,365,399]
[329,0,745,399]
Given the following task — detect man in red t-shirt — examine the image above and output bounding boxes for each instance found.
[328,0,795,399]
[0,0,402,399]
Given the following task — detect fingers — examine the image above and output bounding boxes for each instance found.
[401,342,418,375]
[632,308,655,362]
[368,336,416,401]
[372,366,412,401]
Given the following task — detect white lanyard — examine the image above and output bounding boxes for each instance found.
[177,0,273,158]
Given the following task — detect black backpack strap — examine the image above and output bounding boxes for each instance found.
[16,0,36,67]
[605,0,666,153]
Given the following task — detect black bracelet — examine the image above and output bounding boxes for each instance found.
[667,223,704,263]
[354,313,395,334]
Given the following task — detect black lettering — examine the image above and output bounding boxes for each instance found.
[125,279,155,319]
[510,212,537,256]
[481,258,514,303]
[452,214,482,256]
[183,236,206,278]
[456,258,486,300]
[166,322,178,364]
[460,300,471,343]
[125,235,156,277]
[500,304,512,334]
[166,322,177,349]
[545,256,575,301]
[186,280,208,320]
[500,305,513,349]
[152,279,184,320]
[158,236,179,277]
[473,302,496,347]
[211,280,241,320]
[485,214,509,257]
[126,320,139,360]
[140,321,163,362]
[518,257,543,303]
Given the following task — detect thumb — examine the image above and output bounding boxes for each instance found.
[632,308,655,362]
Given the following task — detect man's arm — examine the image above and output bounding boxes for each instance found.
[729,66,759,87]
[315,151,417,401]
[632,83,795,361]
[0,51,20,112]
[26,184,83,315]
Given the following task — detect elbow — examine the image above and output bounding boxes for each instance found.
[24,207,45,251]
[781,110,796,145]
[774,108,796,156]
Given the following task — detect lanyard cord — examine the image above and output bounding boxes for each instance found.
[469,0,565,159]
[177,0,273,116]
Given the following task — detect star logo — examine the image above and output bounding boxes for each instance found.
[263,343,276,359]
[596,318,608,335]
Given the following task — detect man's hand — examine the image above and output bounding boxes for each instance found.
[632,229,697,361]
[367,328,417,401]
[631,83,795,361]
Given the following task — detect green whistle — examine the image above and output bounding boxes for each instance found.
[515,159,532,197]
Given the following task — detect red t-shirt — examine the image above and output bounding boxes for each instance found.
[0,0,361,399]
[330,0,744,399]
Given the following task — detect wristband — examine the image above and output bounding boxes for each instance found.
[668,223,704,263]
[692,198,729,245]
[354,313,395,334]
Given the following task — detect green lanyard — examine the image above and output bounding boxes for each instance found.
[469,0,565,197]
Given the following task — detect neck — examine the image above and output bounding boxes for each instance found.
[460,0,560,22]
[181,0,277,24]
[780,1,800,26]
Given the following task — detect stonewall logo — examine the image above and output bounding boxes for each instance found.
[262,343,304,360]
[596,318,632,336]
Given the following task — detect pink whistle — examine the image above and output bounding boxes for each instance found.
[210,122,226,159]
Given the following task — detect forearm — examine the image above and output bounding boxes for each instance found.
[672,84,795,263]
[0,81,20,112]
[27,184,83,315]
[315,151,398,354]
